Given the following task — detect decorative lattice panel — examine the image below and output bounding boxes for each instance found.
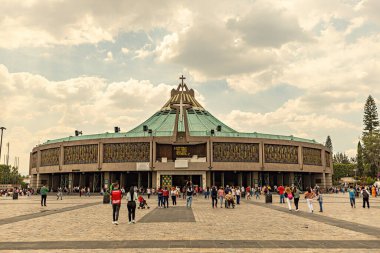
[64,145,98,165]
[213,143,259,162]
[264,144,298,164]
[161,175,172,188]
[103,142,149,163]
[41,148,60,167]
[303,147,322,166]
[31,152,38,168]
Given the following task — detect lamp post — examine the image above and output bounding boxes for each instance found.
[0,127,6,164]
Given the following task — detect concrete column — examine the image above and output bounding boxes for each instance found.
[289,172,295,186]
[322,172,326,190]
[138,172,141,188]
[206,171,211,187]
[298,146,303,170]
[59,145,64,171]
[156,171,161,188]
[152,171,157,189]
[119,172,123,187]
[36,173,40,188]
[148,172,151,188]
[221,172,225,187]
[212,172,215,186]
[51,174,54,190]
[247,172,252,187]
[79,173,82,187]
[98,142,103,170]
[68,173,73,191]
[92,174,96,192]
[259,142,264,169]
[202,171,207,188]
[238,172,243,186]
[104,172,110,188]
[253,171,259,187]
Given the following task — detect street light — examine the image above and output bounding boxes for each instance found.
[0,127,6,163]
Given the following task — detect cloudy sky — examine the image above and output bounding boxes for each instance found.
[1,0,379,175]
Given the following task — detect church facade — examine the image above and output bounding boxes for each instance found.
[29,76,332,191]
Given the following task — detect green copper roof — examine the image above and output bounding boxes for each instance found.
[42,77,319,145]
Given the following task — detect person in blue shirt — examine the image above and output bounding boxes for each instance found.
[348,185,356,208]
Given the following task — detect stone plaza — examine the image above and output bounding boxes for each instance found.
[1,193,380,252]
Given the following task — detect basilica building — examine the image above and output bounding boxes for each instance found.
[29,76,332,191]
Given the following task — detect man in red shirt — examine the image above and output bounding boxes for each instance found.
[110,183,122,225]
[277,185,285,204]
[162,187,169,208]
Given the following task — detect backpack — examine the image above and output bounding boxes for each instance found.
[362,190,369,198]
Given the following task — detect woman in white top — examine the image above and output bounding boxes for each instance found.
[170,187,177,206]
[147,188,151,199]
[126,186,138,224]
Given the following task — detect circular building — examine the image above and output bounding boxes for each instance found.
[29,76,332,191]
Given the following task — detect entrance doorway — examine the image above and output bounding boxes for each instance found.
[172,175,191,188]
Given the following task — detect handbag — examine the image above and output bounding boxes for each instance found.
[288,193,293,200]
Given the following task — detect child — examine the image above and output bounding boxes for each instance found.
[317,189,323,212]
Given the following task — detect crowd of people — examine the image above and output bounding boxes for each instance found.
[3,180,379,226]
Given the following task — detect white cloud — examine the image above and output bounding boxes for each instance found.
[1,0,380,177]
[134,44,153,59]
[104,51,113,62]
[0,64,175,174]
[0,0,182,48]
[121,47,130,54]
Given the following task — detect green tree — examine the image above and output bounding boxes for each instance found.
[363,95,379,135]
[362,95,380,178]
[357,141,364,177]
[333,152,350,164]
[362,133,380,177]
[332,163,356,184]
[0,164,22,184]
[325,135,333,152]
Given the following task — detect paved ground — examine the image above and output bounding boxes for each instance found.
[1,193,379,252]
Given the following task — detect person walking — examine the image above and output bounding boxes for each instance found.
[361,186,370,208]
[186,182,194,208]
[218,187,224,208]
[292,186,301,211]
[285,186,293,211]
[86,187,91,197]
[163,187,169,208]
[255,187,260,199]
[147,188,151,199]
[236,187,241,205]
[170,187,177,206]
[40,185,49,207]
[110,183,122,225]
[348,186,356,208]
[56,187,63,200]
[126,186,137,224]
[246,186,251,200]
[278,185,285,204]
[317,189,323,212]
[157,187,163,208]
[304,188,316,213]
[211,186,218,208]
